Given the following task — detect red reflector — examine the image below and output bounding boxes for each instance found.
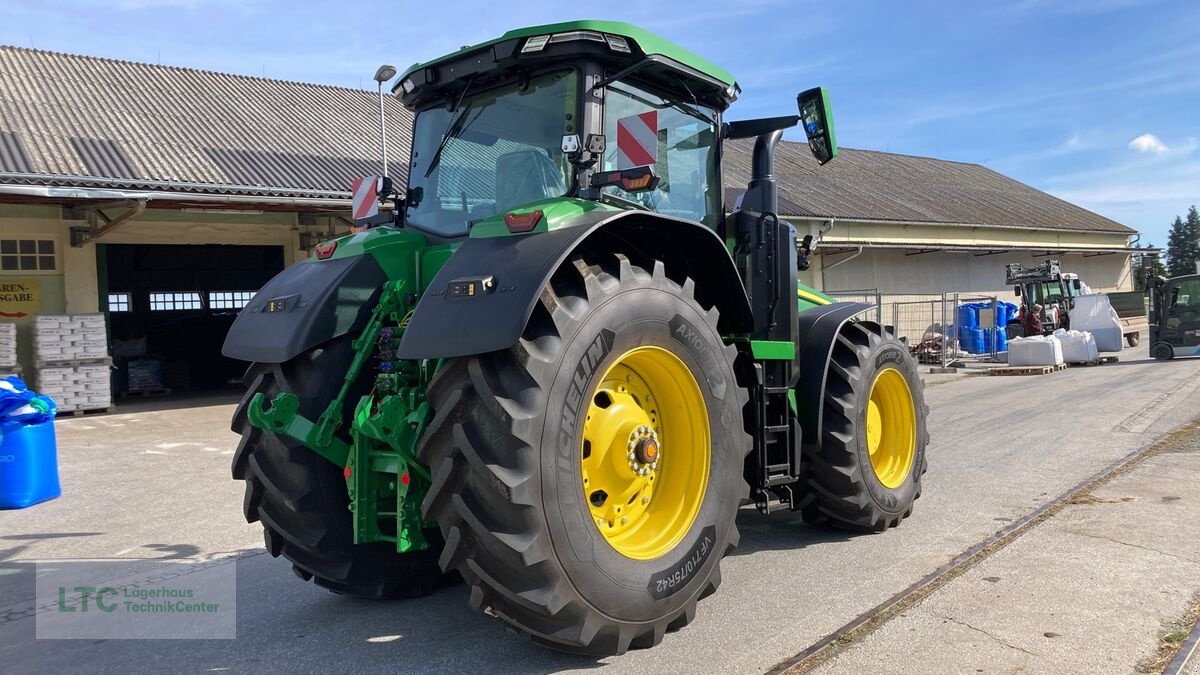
[401,472,411,486]
[314,241,338,259]
[343,467,352,480]
[503,210,544,233]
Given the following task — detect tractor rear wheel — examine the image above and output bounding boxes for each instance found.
[417,254,751,655]
[800,322,929,531]
[232,337,446,599]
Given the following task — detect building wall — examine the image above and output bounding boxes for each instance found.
[818,248,1133,297]
[0,202,328,373]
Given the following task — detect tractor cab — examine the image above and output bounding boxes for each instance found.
[392,20,833,240]
[395,22,736,238]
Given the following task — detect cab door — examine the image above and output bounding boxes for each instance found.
[1164,277,1200,353]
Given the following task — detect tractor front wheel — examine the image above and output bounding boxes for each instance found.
[417,254,751,655]
[800,322,929,531]
[231,337,447,599]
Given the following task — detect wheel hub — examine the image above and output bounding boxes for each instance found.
[580,346,709,560]
[866,367,917,489]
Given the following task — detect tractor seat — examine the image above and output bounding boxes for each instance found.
[494,150,564,214]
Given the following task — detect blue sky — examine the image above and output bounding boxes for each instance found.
[2,0,1196,245]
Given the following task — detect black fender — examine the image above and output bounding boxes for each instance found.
[221,254,386,364]
[396,211,753,360]
[793,302,875,450]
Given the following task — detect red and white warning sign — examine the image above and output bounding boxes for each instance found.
[351,176,380,220]
[616,111,658,170]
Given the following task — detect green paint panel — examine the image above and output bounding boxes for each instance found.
[401,20,737,88]
[469,197,619,238]
[750,340,796,360]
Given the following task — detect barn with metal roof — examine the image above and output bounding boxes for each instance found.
[0,44,1139,389]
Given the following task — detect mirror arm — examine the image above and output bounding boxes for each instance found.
[723,115,800,140]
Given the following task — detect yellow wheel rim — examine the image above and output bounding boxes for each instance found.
[581,346,709,560]
[865,367,917,489]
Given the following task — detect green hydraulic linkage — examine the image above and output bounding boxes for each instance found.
[246,280,434,552]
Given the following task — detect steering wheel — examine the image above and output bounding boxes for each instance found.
[1179,308,1200,323]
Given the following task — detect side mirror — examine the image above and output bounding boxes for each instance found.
[1072,278,1082,291]
[797,87,837,165]
[1014,286,1022,297]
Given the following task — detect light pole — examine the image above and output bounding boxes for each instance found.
[373,64,397,179]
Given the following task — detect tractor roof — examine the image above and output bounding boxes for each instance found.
[395,20,739,110]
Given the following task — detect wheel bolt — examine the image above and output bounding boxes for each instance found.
[642,495,649,504]
[621,517,628,525]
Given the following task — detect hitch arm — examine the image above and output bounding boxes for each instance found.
[246,391,350,467]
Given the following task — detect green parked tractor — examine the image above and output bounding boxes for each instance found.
[224,20,929,655]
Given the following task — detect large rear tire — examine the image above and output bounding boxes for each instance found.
[800,321,929,531]
[231,337,446,599]
[417,254,751,655]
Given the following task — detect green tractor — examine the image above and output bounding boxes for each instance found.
[224,20,928,655]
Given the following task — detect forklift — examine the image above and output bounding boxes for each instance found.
[1149,273,1200,360]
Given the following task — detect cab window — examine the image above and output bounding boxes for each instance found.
[603,80,720,227]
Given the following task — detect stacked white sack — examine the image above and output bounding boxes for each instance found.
[1071,295,1124,353]
[1053,328,1099,364]
[1008,335,1064,367]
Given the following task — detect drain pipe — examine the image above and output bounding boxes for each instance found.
[821,245,864,272]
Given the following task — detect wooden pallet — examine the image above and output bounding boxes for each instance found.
[120,388,172,398]
[66,406,115,416]
[1066,355,1120,368]
[989,363,1067,376]
[35,356,113,369]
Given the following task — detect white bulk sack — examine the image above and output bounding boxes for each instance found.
[1071,295,1123,352]
[1053,328,1098,363]
[1008,335,1064,366]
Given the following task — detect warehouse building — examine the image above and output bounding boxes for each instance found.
[0,45,1140,392]
[0,45,410,390]
[723,140,1138,299]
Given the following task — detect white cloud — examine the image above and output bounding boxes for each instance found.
[1129,133,1169,153]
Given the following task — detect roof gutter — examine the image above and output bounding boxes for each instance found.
[787,215,1134,237]
[0,175,353,209]
[816,240,1148,254]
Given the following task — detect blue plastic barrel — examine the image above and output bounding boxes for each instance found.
[958,326,986,354]
[0,420,61,509]
[957,305,978,329]
[992,328,1008,353]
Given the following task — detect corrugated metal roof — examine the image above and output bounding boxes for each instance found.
[0,44,411,199]
[0,131,33,172]
[0,44,1133,234]
[723,139,1134,234]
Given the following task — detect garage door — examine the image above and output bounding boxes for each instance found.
[103,244,284,391]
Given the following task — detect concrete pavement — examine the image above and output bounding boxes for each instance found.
[814,423,1200,674]
[1,346,1199,673]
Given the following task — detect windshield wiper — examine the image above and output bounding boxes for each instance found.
[599,191,651,211]
[423,105,479,178]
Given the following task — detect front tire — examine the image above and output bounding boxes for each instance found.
[231,337,446,598]
[800,321,929,531]
[1152,342,1174,361]
[417,254,751,655]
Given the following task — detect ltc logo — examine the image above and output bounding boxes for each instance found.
[0,455,14,462]
[58,586,119,613]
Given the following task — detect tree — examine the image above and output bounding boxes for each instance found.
[1165,207,1200,277]
[1187,205,1200,272]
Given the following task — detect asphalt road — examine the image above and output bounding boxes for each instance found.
[3,346,1200,673]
